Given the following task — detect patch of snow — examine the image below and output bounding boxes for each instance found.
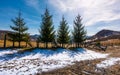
[0,49,17,56]
[97,58,120,68]
[0,48,108,75]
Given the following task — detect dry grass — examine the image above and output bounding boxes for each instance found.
[37,59,106,75]
[0,39,120,48]
[0,40,28,47]
[105,46,120,57]
[87,45,120,58]
[101,39,120,46]
[0,40,54,48]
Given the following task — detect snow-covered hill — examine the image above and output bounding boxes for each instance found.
[0,48,108,75]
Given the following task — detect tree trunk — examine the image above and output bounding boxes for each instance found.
[36,42,39,48]
[13,41,15,47]
[4,34,7,48]
[77,43,78,48]
[75,43,77,48]
[62,43,63,48]
[19,41,20,48]
[73,43,75,48]
[78,43,80,48]
[44,43,45,48]
[26,42,27,47]
[46,42,48,48]
[51,42,52,48]
[38,42,39,48]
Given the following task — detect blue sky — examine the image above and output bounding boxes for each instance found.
[0,0,120,36]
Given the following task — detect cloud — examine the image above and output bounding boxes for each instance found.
[25,18,40,26]
[97,24,120,31]
[25,0,40,11]
[49,0,120,26]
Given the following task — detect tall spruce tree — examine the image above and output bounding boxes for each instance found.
[9,11,28,48]
[38,8,55,48]
[72,14,86,48]
[57,16,70,48]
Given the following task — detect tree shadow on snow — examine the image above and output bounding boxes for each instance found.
[68,48,86,57]
[0,48,86,61]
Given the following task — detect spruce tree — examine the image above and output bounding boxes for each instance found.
[9,11,28,48]
[72,14,86,48]
[38,8,55,48]
[57,16,70,48]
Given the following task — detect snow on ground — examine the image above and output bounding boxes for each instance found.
[97,58,120,68]
[0,49,18,56]
[0,48,108,75]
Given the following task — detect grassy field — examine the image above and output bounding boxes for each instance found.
[0,40,74,48]
[0,40,27,47]
[0,39,120,48]
[0,40,52,48]
[101,39,120,46]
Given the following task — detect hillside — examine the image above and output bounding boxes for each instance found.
[88,29,120,41]
[0,30,13,40]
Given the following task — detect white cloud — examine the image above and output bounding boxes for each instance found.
[97,24,120,31]
[25,18,40,25]
[25,0,40,11]
[49,0,120,26]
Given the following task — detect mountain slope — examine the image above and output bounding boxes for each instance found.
[89,29,120,40]
[94,29,120,38]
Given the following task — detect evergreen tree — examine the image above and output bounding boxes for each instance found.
[9,11,28,48]
[72,14,86,48]
[57,16,70,48]
[38,8,55,48]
